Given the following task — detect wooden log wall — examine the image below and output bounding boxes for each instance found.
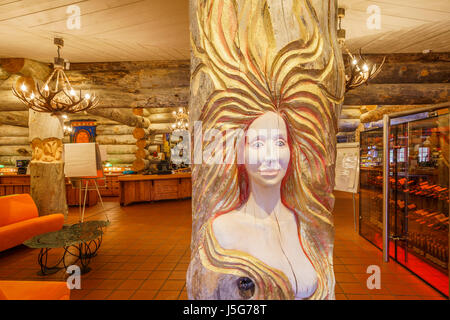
[0,60,190,166]
[338,52,450,142]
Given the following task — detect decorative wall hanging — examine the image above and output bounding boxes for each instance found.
[70,119,97,143]
[187,0,345,300]
[12,38,98,115]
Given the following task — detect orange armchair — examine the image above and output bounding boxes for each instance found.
[0,281,70,300]
[0,194,65,252]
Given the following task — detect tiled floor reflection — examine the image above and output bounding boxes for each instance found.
[0,193,446,300]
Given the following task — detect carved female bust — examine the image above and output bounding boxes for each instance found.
[188,0,345,300]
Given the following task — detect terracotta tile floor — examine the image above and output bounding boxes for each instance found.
[0,193,447,300]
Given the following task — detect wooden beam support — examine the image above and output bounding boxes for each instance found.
[0,58,51,81]
[87,108,150,128]
[344,83,450,105]
[0,111,29,127]
[0,125,28,136]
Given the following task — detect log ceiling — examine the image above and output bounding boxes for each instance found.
[341,0,450,53]
[0,0,448,62]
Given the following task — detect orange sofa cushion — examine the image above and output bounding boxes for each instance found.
[0,288,6,300]
[0,214,64,252]
[0,281,70,300]
[0,194,38,227]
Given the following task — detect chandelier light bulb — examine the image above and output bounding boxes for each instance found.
[352,59,357,65]
[44,84,49,91]
[20,84,27,92]
[84,93,91,100]
[172,124,176,129]
[70,89,76,96]
[362,64,369,72]
[179,107,183,113]
[62,114,68,119]
[30,92,35,100]
[172,111,176,115]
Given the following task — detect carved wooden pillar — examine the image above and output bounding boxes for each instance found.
[188,0,345,300]
[29,110,68,217]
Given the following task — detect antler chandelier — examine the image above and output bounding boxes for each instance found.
[337,8,385,93]
[12,38,98,115]
[171,107,189,131]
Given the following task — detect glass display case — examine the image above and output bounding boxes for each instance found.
[359,127,384,247]
[359,110,449,297]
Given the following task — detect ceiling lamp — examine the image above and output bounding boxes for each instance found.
[337,8,385,93]
[171,107,189,131]
[12,38,99,115]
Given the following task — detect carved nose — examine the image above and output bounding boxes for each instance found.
[237,277,255,299]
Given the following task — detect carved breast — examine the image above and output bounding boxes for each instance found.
[212,210,318,299]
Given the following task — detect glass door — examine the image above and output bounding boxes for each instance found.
[390,113,449,297]
[359,128,384,248]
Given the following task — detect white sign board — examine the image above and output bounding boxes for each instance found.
[334,142,360,194]
[64,143,97,177]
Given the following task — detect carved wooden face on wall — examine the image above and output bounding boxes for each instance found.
[188,0,345,300]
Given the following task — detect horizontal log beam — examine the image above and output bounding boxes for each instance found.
[369,62,450,84]
[0,155,31,166]
[96,135,136,145]
[360,53,450,64]
[0,145,32,156]
[339,109,361,119]
[360,105,429,123]
[149,123,173,134]
[0,125,28,136]
[103,145,137,154]
[87,108,150,128]
[96,125,134,135]
[338,119,360,132]
[148,113,175,123]
[0,136,29,145]
[0,111,28,127]
[344,83,450,105]
[0,58,51,81]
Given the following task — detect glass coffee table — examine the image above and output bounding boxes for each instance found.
[24,220,109,276]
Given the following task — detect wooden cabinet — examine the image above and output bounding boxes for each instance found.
[154,179,179,200]
[119,173,191,206]
[99,174,120,197]
[178,178,192,199]
[0,175,98,207]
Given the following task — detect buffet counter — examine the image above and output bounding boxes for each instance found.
[0,175,98,207]
[118,173,191,206]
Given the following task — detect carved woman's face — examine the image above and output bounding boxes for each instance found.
[244,112,290,188]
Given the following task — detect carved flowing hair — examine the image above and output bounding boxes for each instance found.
[189,0,344,300]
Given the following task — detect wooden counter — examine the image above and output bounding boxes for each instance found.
[119,173,191,206]
[0,175,98,207]
[100,173,121,197]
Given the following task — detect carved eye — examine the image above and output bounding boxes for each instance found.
[251,141,264,148]
[275,139,286,147]
[237,277,255,299]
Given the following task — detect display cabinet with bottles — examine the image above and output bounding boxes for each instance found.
[359,110,449,298]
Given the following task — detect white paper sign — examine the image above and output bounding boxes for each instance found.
[334,142,360,194]
[64,143,97,177]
